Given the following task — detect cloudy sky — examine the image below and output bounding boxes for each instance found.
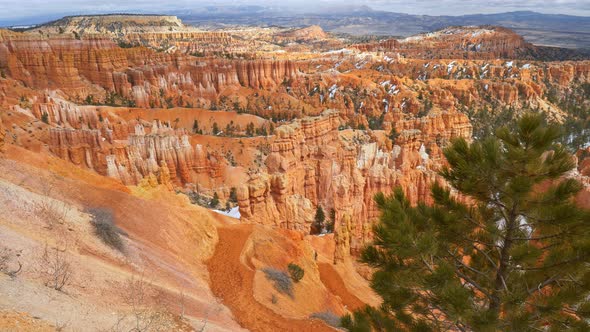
[0,0,589,25]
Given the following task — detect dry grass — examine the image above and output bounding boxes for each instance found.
[87,207,125,252]
[262,267,294,298]
[310,311,341,328]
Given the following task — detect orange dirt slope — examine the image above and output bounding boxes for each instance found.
[207,224,336,331]
[318,263,366,312]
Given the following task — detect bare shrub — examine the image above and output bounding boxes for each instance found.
[0,247,22,278]
[310,311,342,328]
[54,319,70,332]
[38,243,72,291]
[86,207,125,252]
[109,272,175,332]
[35,181,71,230]
[197,298,222,332]
[262,267,293,298]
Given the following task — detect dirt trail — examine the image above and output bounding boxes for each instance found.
[318,263,367,312]
[207,224,334,332]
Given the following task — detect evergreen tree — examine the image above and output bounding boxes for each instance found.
[288,263,305,283]
[246,122,255,137]
[313,206,326,235]
[229,187,238,204]
[192,120,199,134]
[326,208,336,233]
[388,127,399,143]
[210,192,220,208]
[212,122,220,135]
[344,114,590,331]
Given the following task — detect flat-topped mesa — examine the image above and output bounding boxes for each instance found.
[353,26,554,60]
[276,25,329,42]
[27,15,248,54]
[31,15,184,35]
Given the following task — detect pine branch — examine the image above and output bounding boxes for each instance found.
[448,251,492,281]
[453,264,493,300]
[527,273,561,295]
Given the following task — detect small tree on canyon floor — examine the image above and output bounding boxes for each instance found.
[312,206,326,235]
[343,114,590,331]
[287,263,305,283]
[210,192,220,209]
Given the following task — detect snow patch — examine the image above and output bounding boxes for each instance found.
[212,206,241,219]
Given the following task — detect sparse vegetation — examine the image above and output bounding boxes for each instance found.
[262,267,293,298]
[41,112,49,124]
[287,263,304,283]
[192,119,202,134]
[87,207,125,252]
[108,272,176,332]
[388,127,399,143]
[117,41,137,48]
[229,187,238,204]
[187,190,210,207]
[326,208,335,233]
[0,246,22,278]
[210,192,220,208]
[35,182,71,230]
[38,243,72,292]
[310,311,341,328]
[311,205,325,235]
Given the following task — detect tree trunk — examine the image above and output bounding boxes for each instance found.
[489,211,517,319]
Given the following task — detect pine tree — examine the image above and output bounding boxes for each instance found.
[229,187,238,204]
[192,120,199,134]
[41,112,49,124]
[210,192,220,208]
[246,122,255,137]
[388,127,399,143]
[313,206,326,235]
[344,114,590,331]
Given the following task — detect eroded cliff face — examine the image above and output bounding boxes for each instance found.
[45,111,226,188]
[235,110,472,261]
[29,88,472,262]
[0,32,299,108]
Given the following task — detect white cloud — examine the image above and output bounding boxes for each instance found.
[0,0,588,25]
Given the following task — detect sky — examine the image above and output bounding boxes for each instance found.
[1,0,589,25]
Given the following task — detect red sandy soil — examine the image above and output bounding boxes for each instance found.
[207,224,335,331]
[0,310,54,331]
[318,263,366,312]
